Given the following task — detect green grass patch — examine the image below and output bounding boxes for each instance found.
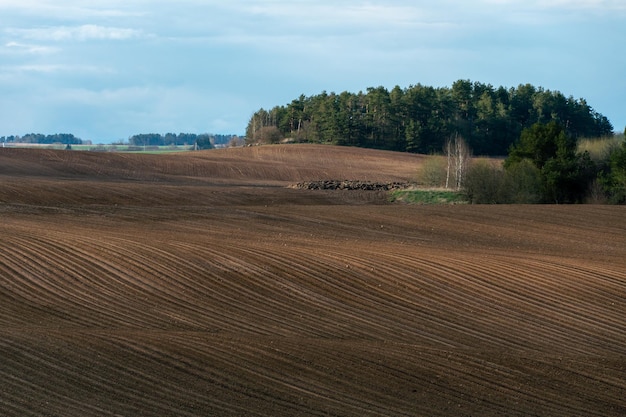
[390,189,467,205]
[70,145,196,153]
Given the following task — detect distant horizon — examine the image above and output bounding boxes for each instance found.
[1,131,245,145]
[2,76,624,144]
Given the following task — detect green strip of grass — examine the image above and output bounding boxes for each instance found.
[390,189,467,205]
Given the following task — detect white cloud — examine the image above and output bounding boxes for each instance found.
[6,25,145,42]
[481,0,624,8]
[0,0,623,138]
[3,41,59,55]
[0,0,146,20]
[201,2,459,63]
[241,2,432,27]
[3,63,114,75]
[8,64,67,73]
[29,84,248,138]
[556,0,624,8]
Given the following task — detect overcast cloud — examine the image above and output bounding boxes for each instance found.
[1,0,624,142]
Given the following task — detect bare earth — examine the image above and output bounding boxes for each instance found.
[0,144,625,416]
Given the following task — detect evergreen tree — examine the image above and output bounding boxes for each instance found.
[247,80,613,156]
[604,140,626,203]
[505,122,596,203]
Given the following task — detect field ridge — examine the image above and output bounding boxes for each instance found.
[0,145,624,416]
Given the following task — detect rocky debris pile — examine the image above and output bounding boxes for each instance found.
[292,180,411,191]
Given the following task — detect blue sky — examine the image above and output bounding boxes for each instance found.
[1,0,624,143]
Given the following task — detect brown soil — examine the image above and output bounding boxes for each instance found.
[0,144,625,416]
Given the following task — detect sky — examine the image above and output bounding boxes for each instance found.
[1,0,625,143]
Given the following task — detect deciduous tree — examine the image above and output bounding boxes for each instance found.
[445,134,471,190]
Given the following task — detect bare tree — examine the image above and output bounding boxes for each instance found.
[445,139,452,189]
[253,126,283,145]
[445,133,471,190]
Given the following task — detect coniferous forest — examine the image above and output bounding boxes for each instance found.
[246,80,614,156]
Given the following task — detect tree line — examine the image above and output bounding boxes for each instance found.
[1,133,83,145]
[460,123,626,204]
[128,133,214,149]
[246,80,614,156]
[125,133,242,148]
[2,133,242,149]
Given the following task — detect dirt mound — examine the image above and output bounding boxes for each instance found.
[0,145,423,206]
[0,145,625,416]
[293,179,411,190]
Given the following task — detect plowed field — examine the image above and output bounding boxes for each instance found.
[1,145,625,416]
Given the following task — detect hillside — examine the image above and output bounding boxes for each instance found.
[0,145,424,206]
[0,144,424,182]
[1,145,625,416]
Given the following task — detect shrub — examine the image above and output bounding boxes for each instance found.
[604,140,626,203]
[586,178,608,204]
[249,126,283,145]
[504,159,542,203]
[463,159,543,204]
[506,122,599,203]
[463,161,506,204]
[417,156,447,187]
[578,136,621,164]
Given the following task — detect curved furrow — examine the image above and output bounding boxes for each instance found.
[75,234,353,337]
[176,236,497,347]
[173,241,386,338]
[5,228,237,331]
[94,332,329,417]
[408,348,617,417]
[285,243,539,349]
[227,243,461,344]
[171,239,385,336]
[525,255,626,305]
[0,340,120,416]
[0,234,164,328]
[70,232,345,336]
[187,344,382,416]
[300,247,535,349]
[463,254,626,331]
[228,247,410,338]
[381,250,626,353]
[326,248,620,353]
[210,344,412,416]
[0,236,118,325]
[392,343,623,417]
[164,240,346,336]
[5,229,270,332]
[171,333,616,417]
[85,333,264,417]
[397,251,597,320]
[454,253,626,351]
[0,400,28,417]
[0,334,224,417]
[62,234,238,329]
[234,241,552,348]
[236,340,463,416]
[554,357,626,392]
[107,332,417,417]
[4,217,623,352]
[450,253,626,353]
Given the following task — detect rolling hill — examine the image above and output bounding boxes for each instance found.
[1,145,624,416]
